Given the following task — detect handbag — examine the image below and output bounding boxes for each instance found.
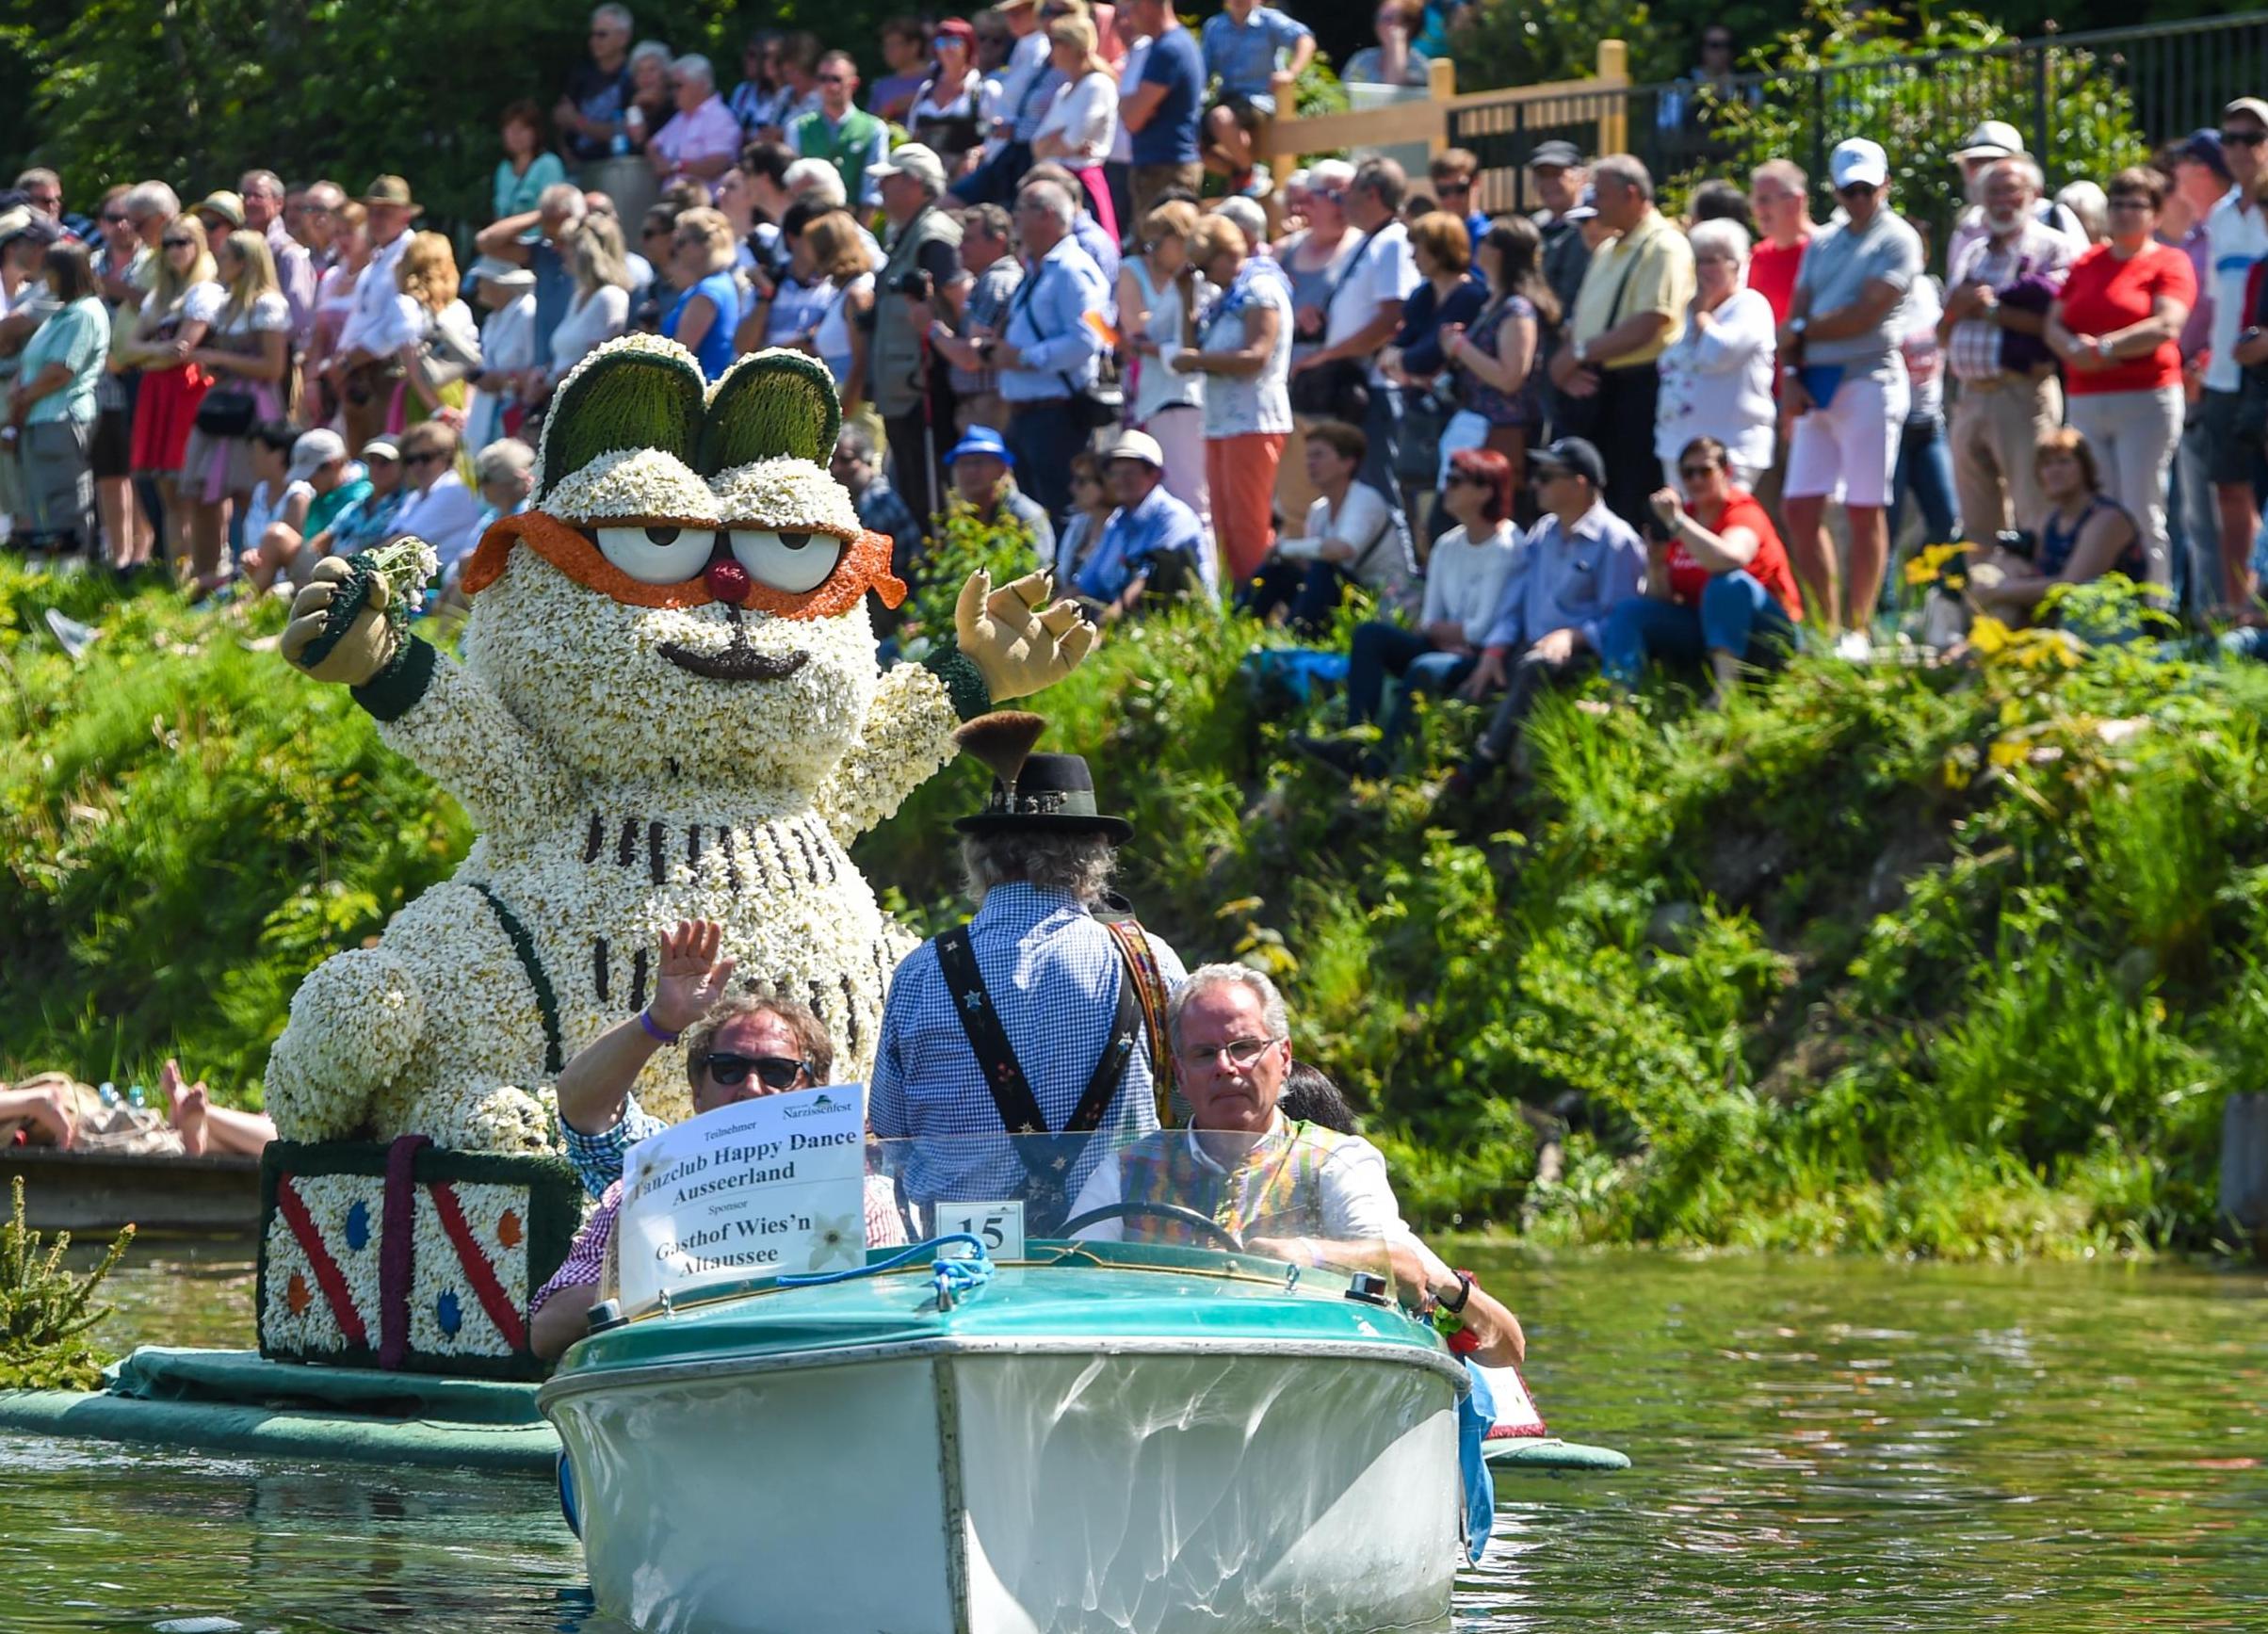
[1396,381,1453,483]
[1289,227,1385,423]
[193,387,258,437]
[414,315,482,396]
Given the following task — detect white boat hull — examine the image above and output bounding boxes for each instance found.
[546,1339,1463,1634]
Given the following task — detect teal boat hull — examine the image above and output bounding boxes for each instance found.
[543,1246,1467,1634]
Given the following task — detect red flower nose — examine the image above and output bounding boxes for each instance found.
[705,557,751,605]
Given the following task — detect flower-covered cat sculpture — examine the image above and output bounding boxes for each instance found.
[269,338,1092,1150]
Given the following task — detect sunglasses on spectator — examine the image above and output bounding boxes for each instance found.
[1678,463,1718,480]
[162,235,194,248]
[2222,128,2268,146]
[2108,195,2153,209]
[1446,470,1489,486]
[1434,177,1472,194]
[403,451,446,467]
[1836,182,1878,199]
[818,72,851,85]
[696,1052,813,1090]
[1704,35,1734,50]
[101,211,131,225]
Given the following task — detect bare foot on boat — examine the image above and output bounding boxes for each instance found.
[163,1059,209,1157]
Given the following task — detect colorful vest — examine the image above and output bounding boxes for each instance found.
[1117,1120,1341,1247]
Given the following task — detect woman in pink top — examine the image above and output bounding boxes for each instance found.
[2046,167,2196,589]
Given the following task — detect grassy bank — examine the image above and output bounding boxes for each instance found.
[3,558,2256,1256]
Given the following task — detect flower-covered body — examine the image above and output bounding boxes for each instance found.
[267,340,1092,1153]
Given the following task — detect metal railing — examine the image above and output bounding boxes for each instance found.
[1449,13,2268,215]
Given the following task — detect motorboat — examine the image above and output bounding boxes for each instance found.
[540,1133,1473,1634]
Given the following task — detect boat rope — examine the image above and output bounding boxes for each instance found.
[776,1233,996,1311]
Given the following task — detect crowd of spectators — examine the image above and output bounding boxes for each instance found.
[6,8,2266,806]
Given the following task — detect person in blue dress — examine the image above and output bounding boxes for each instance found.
[660,206,741,380]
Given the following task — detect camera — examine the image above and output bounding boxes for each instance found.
[1993,528,2037,562]
[892,268,934,301]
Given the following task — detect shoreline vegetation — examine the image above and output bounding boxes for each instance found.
[3,558,2256,1259]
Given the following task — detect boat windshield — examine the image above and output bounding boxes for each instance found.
[860,1130,1423,1298]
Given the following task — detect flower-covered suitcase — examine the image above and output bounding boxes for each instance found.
[256,1137,581,1379]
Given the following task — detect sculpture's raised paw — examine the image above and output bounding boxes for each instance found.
[283,555,399,688]
[954,568,1098,703]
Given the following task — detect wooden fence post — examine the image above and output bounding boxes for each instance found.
[1596,40,1629,156]
[1427,55,1457,160]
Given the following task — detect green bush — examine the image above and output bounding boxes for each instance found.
[5,556,2262,1257]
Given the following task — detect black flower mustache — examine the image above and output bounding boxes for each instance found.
[656,606,808,681]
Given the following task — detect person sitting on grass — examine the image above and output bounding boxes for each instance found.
[1598,434,1805,704]
[1435,436,1644,802]
[1294,445,1519,778]
[158,1059,277,1157]
[1238,419,1401,634]
[1068,963,1524,1365]
[1966,426,2146,630]
[536,922,906,1360]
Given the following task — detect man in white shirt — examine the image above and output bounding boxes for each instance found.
[2204,97,2268,610]
[332,174,423,456]
[1291,156,1419,523]
[387,421,486,582]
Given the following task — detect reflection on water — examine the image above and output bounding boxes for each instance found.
[6,1240,2265,1630]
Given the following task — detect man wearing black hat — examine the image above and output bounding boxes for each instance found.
[1439,436,1644,802]
[870,713,1185,1227]
[1527,140,1592,327]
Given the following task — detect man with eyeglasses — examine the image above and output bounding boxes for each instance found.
[537,933,906,1358]
[1444,435,1642,798]
[648,54,741,189]
[790,50,889,211]
[558,2,637,164]
[1776,138,1921,651]
[1060,963,1526,1354]
[2202,97,2268,610]
[1940,154,2073,549]
[871,736,1185,1222]
[14,169,63,224]
[1430,148,1489,247]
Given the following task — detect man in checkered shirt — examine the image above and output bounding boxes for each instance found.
[869,745,1185,1211]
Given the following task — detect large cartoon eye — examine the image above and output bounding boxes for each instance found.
[729,529,845,594]
[593,525,718,585]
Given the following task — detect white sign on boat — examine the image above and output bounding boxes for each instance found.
[615,1083,868,1310]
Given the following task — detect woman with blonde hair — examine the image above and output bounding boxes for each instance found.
[1030,12,1119,243]
[662,205,740,380]
[1175,212,1293,584]
[122,213,220,580]
[544,212,635,389]
[1118,199,1210,549]
[177,227,289,592]
[798,210,878,434]
[387,230,481,429]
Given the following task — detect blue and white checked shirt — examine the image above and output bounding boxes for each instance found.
[1077,482,1206,604]
[1200,7,1313,103]
[870,882,1184,1205]
[559,1097,669,1200]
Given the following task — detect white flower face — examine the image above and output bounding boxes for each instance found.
[462,551,883,792]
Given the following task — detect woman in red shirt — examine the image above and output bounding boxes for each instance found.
[1599,434,1806,702]
[2046,166,2196,591]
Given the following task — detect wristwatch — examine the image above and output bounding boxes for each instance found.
[1788,316,1808,338]
[1572,339,1591,364]
[2096,336,2115,362]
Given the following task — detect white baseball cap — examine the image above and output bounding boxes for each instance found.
[287,429,347,484]
[1953,120,2026,162]
[1829,138,1889,191]
[1103,429,1165,468]
[868,143,948,196]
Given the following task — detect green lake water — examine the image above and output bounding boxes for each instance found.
[4,1238,2264,1631]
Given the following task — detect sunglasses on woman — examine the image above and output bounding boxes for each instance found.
[1678,463,1718,481]
[696,1052,813,1090]
[162,236,194,248]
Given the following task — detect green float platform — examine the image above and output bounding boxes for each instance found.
[0,1346,559,1473]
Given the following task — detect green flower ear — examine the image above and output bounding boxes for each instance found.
[536,337,707,503]
[697,348,843,475]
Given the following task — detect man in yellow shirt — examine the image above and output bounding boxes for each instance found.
[1547,154,1695,528]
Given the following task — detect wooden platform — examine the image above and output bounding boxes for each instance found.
[3,1145,262,1233]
